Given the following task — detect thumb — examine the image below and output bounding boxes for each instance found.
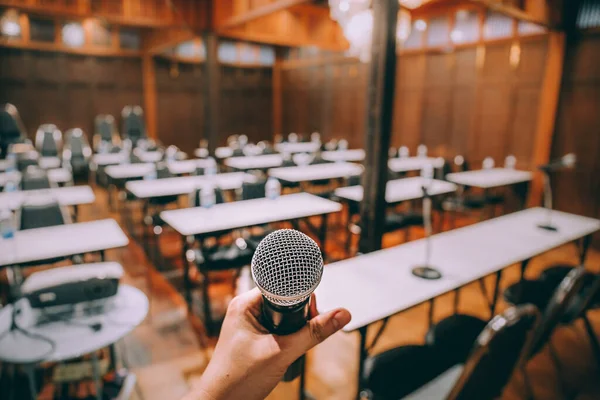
[282,308,351,360]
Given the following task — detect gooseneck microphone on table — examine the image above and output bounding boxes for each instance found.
[537,153,576,232]
[251,229,324,382]
[412,165,442,280]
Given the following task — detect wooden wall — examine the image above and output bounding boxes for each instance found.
[0,47,143,139]
[280,36,548,168]
[0,47,273,155]
[552,32,600,242]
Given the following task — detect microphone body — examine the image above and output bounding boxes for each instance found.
[251,229,324,382]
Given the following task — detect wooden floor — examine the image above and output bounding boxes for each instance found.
[50,184,600,399]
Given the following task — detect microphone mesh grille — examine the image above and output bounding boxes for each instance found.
[251,229,323,306]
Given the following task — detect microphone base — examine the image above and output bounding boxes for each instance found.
[537,223,558,232]
[412,266,442,280]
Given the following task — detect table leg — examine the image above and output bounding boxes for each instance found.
[91,352,102,400]
[25,365,36,400]
[319,214,328,259]
[490,270,503,318]
[579,234,592,265]
[73,204,79,222]
[428,299,435,329]
[99,250,105,262]
[520,258,532,280]
[182,235,192,310]
[356,326,368,400]
[298,356,306,400]
[109,343,118,371]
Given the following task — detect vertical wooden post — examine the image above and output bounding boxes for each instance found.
[528,32,566,206]
[272,48,283,138]
[142,54,158,139]
[204,32,220,154]
[528,0,581,206]
[358,0,399,254]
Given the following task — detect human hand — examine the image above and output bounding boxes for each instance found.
[185,288,351,400]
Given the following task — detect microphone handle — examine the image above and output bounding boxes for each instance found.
[262,297,311,382]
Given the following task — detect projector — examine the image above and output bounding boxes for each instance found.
[21,262,123,310]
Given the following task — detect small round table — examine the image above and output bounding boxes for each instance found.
[0,284,148,400]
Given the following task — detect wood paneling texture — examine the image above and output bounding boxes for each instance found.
[552,33,600,247]
[0,47,143,139]
[280,38,548,166]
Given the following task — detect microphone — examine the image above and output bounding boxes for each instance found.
[251,229,323,381]
[537,153,576,232]
[411,164,442,280]
[538,153,576,172]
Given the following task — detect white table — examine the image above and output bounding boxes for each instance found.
[445,168,532,189]
[268,162,363,183]
[133,149,163,163]
[161,192,342,307]
[39,157,61,169]
[194,148,209,159]
[315,207,600,394]
[0,168,73,187]
[104,163,154,180]
[167,159,215,175]
[275,142,320,154]
[92,152,128,167]
[388,157,444,173]
[125,172,255,199]
[0,283,147,400]
[224,154,283,171]
[321,149,365,162]
[0,185,95,211]
[0,284,147,363]
[0,219,129,267]
[334,177,457,204]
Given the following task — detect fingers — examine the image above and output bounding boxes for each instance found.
[309,293,319,319]
[282,308,351,360]
[227,288,263,317]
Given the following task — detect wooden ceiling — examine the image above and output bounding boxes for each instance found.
[0,0,567,52]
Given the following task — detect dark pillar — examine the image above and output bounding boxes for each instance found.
[358,0,399,254]
[203,32,220,154]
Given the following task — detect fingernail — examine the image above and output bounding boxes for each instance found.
[332,310,350,330]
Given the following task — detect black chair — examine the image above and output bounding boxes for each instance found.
[121,105,146,147]
[0,103,27,159]
[186,239,254,335]
[361,305,538,400]
[63,128,92,179]
[17,197,70,231]
[429,267,599,399]
[15,150,40,172]
[94,114,119,151]
[21,166,53,191]
[240,180,266,200]
[35,124,62,158]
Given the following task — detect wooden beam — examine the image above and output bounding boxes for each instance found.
[217,0,311,30]
[272,48,284,137]
[0,37,141,57]
[359,0,399,255]
[203,32,220,153]
[142,28,195,55]
[469,0,553,28]
[528,31,565,206]
[142,54,158,139]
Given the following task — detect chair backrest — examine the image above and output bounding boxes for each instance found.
[447,304,539,400]
[21,166,52,191]
[35,124,62,157]
[155,162,173,180]
[525,266,592,358]
[0,104,27,157]
[241,180,266,200]
[190,186,225,207]
[16,151,40,172]
[121,105,146,145]
[95,114,117,143]
[64,128,91,159]
[17,197,68,230]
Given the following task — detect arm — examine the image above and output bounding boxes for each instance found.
[182,288,351,400]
